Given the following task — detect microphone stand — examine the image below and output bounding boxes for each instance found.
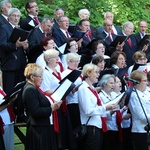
[133,83,150,149]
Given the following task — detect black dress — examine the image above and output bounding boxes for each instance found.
[22,82,57,150]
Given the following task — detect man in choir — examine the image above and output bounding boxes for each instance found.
[0,0,12,26]
[20,0,42,31]
[28,17,54,63]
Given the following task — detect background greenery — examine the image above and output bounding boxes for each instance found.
[10,0,150,33]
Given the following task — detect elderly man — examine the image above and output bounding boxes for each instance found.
[0,0,12,26]
[28,17,54,63]
[0,8,28,122]
[121,21,138,67]
[20,0,42,31]
[96,11,122,37]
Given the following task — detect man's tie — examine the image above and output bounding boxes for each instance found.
[66,31,70,38]
[108,33,113,42]
[85,33,91,42]
[127,38,132,47]
[33,16,40,24]
[141,32,145,38]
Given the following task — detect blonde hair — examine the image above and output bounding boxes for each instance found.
[66,53,80,64]
[44,49,59,62]
[82,63,99,79]
[24,63,43,79]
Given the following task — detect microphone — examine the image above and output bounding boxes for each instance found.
[124,76,140,84]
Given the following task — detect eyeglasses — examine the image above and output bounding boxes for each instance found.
[30,5,38,9]
[10,14,20,18]
[138,57,147,61]
[32,75,42,78]
[141,79,148,82]
[60,20,69,22]
[70,60,79,63]
[99,46,105,49]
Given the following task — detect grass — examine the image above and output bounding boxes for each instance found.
[14,127,26,150]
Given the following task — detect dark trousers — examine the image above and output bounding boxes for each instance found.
[2,70,25,116]
[132,133,148,150]
[102,130,122,150]
[85,126,103,150]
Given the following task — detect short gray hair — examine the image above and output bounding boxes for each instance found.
[8,8,21,16]
[42,17,54,24]
[78,9,90,17]
[98,74,115,87]
[0,0,11,10]
[122,21,134,30]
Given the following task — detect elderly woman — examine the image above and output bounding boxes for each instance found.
[129,70,150,150]
[127,51,148,75]
[40,50,77,150]
[98,74,123,150]
[78,63,116,150]
[22,63,62,150]
[110,51,126,69]
[40,49,61,94]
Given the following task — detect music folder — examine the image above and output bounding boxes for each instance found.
[71,30,87,40]
[138,34,150,47]
[9,28,30,43]
[109,35,127,47]
[59,69,82,84]
[51,79,76,102]
[51,70,82,102]
[0,81,26,106]
[78,55,92,69]
[103,92,125,106]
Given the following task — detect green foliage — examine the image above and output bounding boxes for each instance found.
[11,0,150,32]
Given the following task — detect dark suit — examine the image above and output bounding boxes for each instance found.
[20,15,42,31]
[96,25,122,39]
[122,33,138,67]
[78,33,95,55]
[0,14,9,26]
[134,32,150,61]
[28,27,45,63]
[0,23,27,118]
[95,30,117,57]
[52,28,70,47]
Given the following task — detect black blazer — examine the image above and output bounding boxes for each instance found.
[22,82,52,126]
[28,27,45,63]
[52,28,71,47]
[121,33,138,67]
[20,15,42,31]
[0,23,27,71]
[0,14,9,26]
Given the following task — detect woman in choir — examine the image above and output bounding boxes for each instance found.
[98,74,123,150]
[129,70,150,150]
[40,49,77,150]
[78,63,117,150]
[22,63,62,150]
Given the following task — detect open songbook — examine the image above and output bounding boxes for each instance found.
[51,79,76,102]
[0,81,26,106]
[51,69,82,102]
[102,92,125,106]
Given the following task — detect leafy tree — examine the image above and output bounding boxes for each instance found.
[10,0,150,32]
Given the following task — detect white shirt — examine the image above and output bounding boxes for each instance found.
[129,89,150,133]
[78,81,106,129]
